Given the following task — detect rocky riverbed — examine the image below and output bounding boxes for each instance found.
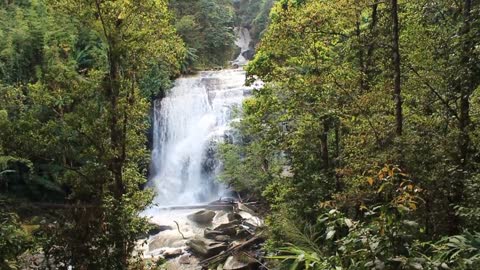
[137,199,265,269]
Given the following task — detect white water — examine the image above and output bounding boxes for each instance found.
[232,27,252,66]
[150,69,257,206]
[139,28,262,267]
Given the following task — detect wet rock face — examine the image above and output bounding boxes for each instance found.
[201,140,219,175]
[187,210,216,224]
[242,49,255,60]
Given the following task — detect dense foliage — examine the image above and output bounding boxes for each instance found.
[170,0,236,71]
[0,0,183,268]
[2,0,479,269]
[169,0,274,72]
[234,0,275,45]
[220,0,480,269]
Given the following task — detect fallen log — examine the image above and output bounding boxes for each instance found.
[200,233,264,266]
[153,204,234,211]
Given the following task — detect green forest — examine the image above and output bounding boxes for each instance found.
[1,0,479,269]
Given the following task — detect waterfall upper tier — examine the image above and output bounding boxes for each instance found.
[232,27,252,67]
[150,69,258,206]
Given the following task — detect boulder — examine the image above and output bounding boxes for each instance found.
[227,213,243,222]
[223,254,257,270]
[178,254,192,265]
[136,223,173,239]
[148,224,173,236]
[187,210,216,224]
[215,220,241,228]
[214,235,231,242]
[204,228,224,239]
[213,221,240,237]
[236,227,252,239]
[162,248,184,259]
[204,228,232,242]
[241,49,256,60]
[187,237,228,258]
[237,203,256,215]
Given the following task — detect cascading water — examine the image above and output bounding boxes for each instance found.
[150,69,254,206]
[232,27,252,66]
[138,28,262,267]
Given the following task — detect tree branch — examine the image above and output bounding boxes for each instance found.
[408,64,460,120]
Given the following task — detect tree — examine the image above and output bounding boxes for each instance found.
[170,0,235,69]
[0,0,184,268]
[391,0,402,136]
[50,0,183,267]
[221,1,480,267]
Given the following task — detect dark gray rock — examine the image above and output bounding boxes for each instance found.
[136,223,173,239]
[204,228,224,239]
[187,237,228,258]
[242,49,255,60]
[148,224,173,236]
[227,213,243,222]
[187,210,216,224]
[209,220,241,238]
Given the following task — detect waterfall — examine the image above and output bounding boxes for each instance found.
[150,69,255,206]
[232,27,252,67]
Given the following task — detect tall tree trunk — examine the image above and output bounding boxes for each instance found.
[391,0,403,136]
[106,45,126,205]
[365,4,378,89]
[320,121,330,170]
[354,1,366,92]
[334,123,341,190]
[449,0,473,234]
[458,0,472,169]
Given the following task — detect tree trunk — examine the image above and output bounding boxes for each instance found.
[320,121,330,170]
[391,0,403,136]
[450,0,473,234]
[458,0,472,169]
[108,47,126,200]
[334,123,341,190]
[365,4,378,90]
[354,1,366,92]
[104,26,128,269]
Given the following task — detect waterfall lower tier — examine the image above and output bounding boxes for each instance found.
[150,69,255,206]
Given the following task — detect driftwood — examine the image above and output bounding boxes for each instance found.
[200,233,264,266]
[32,201,259,212]
[154,204,234,211]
